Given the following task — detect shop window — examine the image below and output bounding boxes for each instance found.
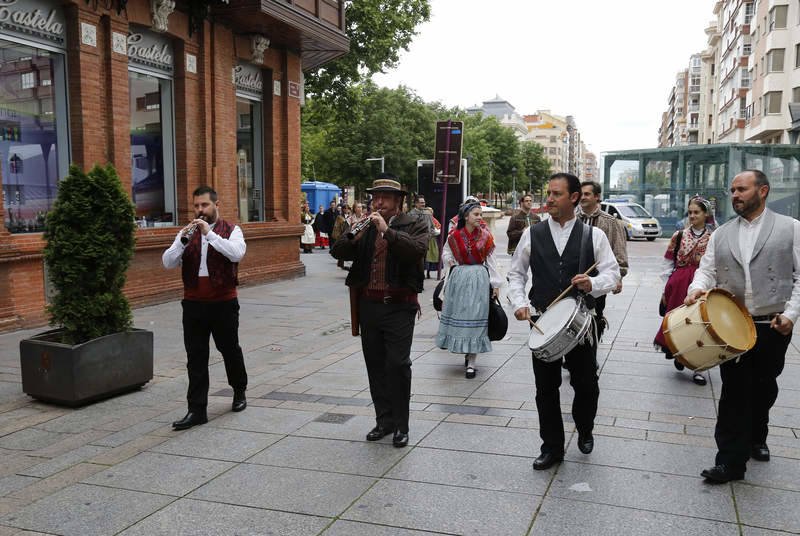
[236,98,263,223]
[1,41,69,233]
[128,70,175,226]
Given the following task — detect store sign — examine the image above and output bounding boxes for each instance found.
[0,0,65,46]
[128,29,173,76]
[234,63,262,100]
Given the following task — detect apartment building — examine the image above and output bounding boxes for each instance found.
[658,70,689,147]
[584,151,599,181]
[702,19,722,144]
[715,0,753,142]
[745,1,797,143]
[525,111,570,173]
[466,95,529,139]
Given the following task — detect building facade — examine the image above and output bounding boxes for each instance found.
[715,0,752,142]
[525,111,570,173]
[0,0,348,331]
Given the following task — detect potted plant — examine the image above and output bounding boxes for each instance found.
[19,164,153,406]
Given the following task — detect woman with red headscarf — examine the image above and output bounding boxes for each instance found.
[436,202,503,378]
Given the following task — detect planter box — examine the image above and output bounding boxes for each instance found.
[20,328,154,406]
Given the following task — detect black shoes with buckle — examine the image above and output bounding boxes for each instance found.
[232,390,247,412]
[577,432,594,454]
[701,464,745,483]
[532,451,564,470]
[366,425,395,441]
[172,411,208,431]
[751,443,770,462]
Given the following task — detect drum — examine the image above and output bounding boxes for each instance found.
[661,288,756,371]
[528,297,592,362]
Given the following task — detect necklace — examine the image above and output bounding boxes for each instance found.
[689,226,706,238]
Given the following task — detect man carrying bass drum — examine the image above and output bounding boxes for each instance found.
[508,173,620,471]
[685,169,800,484]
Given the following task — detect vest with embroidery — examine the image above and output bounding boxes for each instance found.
[529,221,596,312]
[181,219,239,290]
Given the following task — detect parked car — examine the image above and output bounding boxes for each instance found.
[600,199,662,241]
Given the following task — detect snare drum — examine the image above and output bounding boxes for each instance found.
[528,297,592,362]
[661,288,756,371]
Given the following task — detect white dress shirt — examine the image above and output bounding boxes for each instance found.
[688,211,800,324]
[162,222,246,274]
[441,241,504,288]
[507,216,621,313]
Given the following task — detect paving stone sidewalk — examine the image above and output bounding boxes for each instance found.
[0,218,799,535]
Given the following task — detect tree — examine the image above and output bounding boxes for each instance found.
[43,164,136,344]
[305,0,431,111]
[519,141,551,193]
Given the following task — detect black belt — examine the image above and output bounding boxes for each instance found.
[752,313,780,322]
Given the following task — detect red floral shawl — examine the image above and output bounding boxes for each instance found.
[448,226,495,265]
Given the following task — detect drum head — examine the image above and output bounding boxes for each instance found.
[528,298,577,349]
[705,290,756,352]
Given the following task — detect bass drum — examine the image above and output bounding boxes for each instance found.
[528,297,592,362]
[661,288,756,371]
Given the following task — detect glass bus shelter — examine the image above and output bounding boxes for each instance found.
[602,144,800,234]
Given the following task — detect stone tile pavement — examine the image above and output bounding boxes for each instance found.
[0,218,798,535]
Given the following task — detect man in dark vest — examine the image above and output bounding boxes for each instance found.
[330,174,428,447]
[507,173,620,470]
[162,186,248,430]
[685,169,800,483]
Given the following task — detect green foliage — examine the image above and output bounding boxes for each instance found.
[519,141,551,193]
[305,0,431,112]
[43,164,136,345]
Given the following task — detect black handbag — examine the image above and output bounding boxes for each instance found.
[488,295,508,341]
[433,278,445,311]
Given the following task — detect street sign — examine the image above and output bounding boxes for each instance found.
[433,121,463,183]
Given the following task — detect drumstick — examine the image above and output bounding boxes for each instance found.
[528,317,544,335]
[545,261,601,311]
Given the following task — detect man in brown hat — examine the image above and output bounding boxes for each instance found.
[331,173,429,447]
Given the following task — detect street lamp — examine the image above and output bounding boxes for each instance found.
[365,157,384,173]
[466,154,473,195]
[511,167,517,210]
[488,160,494,206]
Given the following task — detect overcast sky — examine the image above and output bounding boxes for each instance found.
[372,0,715,160]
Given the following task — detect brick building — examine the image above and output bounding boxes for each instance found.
[0,0,348,332]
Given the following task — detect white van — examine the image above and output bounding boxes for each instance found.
[600,199,662,241]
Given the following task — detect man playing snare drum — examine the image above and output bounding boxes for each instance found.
[685,169,800,484]
[508,173,620,471]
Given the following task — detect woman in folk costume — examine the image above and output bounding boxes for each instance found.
[300,202,315,254]
[312,205,329,249]
[436,202,503,378]
[424,206,441,279]
[655,196,715,386]
[447,196,487,235]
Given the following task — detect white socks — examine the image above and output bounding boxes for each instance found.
[465,353,477,368]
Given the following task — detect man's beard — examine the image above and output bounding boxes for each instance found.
[733,197,759,217]
[195,208,217,223]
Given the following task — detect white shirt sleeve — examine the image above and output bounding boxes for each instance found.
[162,230,185,269]
[507,229,532,312]
[206,225,246,263]
[588,228,620,297]
[659,257,674,283]
[687,231,718,294]
[485,252,503,289]
[442,239,454,267]
[781,219,800,325]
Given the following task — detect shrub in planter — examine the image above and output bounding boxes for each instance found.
[44,164,136,344]
[20,164,153,405]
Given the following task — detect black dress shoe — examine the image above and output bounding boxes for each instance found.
[701,464,744,483]
[751,443,770,461]
[172,411,208,431]
[532,452,563,470]
[366,425,394,441]
[232,390,247,412]
[577,432,594,454]
[392,430,409,448]
[674,359,685,371]
[465,367,476,379]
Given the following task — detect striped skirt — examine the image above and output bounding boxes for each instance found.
[436,264,492,354]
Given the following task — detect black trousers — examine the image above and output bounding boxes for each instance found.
[715,323,789,471]
[531,338,599,455]
[182,298,248,412]
[359,299,417,433]
[594,295,607,341]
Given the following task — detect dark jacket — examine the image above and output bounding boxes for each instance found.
[330,212,428,293]
[322,208,337,234]
[507,209,541,254]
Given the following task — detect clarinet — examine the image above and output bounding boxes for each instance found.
[345,217,374,239]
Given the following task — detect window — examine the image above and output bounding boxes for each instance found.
[769,5,788,31]
[765,91,782,114]
[793,87,800,103]
[549,136,557,143]
[768,48,785,71]
[129,71,175,226]
[235,98,263,223]
[743,43,752,56]
[745,2,754,24]
[1,41,70,234]
[796,43,800,68]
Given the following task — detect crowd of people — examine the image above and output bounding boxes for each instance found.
[164,168,796,486]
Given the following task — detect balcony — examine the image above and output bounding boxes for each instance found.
[689,85,701,93]
[688,104,700,112]
[212,0,350,71]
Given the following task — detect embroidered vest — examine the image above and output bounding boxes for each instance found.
[181,218,239,289]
